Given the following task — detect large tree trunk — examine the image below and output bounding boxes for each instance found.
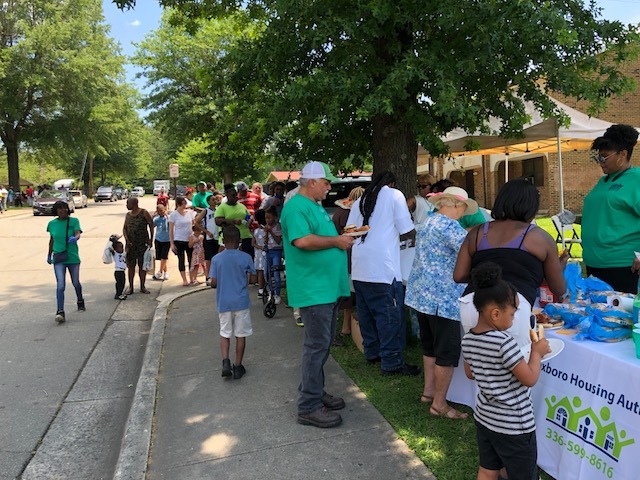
[371,114,418,198]
[88,154,94,197]
[5,140,20,195]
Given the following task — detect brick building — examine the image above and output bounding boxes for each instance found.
[418,59,640,216]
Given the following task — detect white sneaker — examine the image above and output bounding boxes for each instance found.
[274,295,281,305]
[163,273,169,280]
[154,272,163,280]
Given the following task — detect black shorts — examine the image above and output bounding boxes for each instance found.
[203,238,219,261]
[417,311,461,366]
[475,420,538,480]
[155,240,170,260]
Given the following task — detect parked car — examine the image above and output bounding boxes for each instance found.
[69,190,88,209]
[95,186,117,202]
[33,190,76,216]
[175,185,188,198]
[322,176,372,216]
[130,186,145,197]
[114,186,129,200]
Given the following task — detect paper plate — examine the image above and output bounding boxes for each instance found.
[521,338,565,363]
[343,230,369,237]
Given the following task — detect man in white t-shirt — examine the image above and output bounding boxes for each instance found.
[347,171,418,376]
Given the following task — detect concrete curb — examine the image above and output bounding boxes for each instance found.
[113,285,209,480]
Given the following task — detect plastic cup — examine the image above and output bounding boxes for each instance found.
[633,329,640,359]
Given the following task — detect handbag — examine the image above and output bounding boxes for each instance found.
[53,217,70,264]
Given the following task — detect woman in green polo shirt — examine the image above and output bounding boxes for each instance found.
[46,201,85,323]
[582,124,640,293]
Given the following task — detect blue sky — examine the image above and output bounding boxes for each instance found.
[101,0,640,93]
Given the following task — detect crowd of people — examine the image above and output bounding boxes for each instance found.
[41,123,640,479]
[0,184,46,212]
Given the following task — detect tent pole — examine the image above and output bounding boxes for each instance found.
[505,151,509,184]
[556,118,567,251]
[556,118,565,213]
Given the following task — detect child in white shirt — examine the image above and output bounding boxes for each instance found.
[112,240,127,300]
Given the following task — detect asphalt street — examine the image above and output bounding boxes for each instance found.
[0,196,167,479]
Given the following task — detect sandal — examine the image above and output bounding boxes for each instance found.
[430,405,468,420]
[125,287,134,295]
[420,395,434,404]
[140,288,150,294]
[191,280,201,286]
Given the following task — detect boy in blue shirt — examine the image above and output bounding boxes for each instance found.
[209,225,256,379]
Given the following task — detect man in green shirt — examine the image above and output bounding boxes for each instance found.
[192,181,212,209]
[281,161,354,428]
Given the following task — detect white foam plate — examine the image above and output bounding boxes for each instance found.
[521,338,565,363]
[343,230,369,237]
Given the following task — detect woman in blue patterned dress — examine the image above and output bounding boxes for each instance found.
[405,187,478,419]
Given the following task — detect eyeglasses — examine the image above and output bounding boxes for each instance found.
[592,152,617,164]
[417,184,431,189]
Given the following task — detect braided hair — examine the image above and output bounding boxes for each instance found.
[359,170,396,241]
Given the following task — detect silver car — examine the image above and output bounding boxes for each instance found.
[70,190,88,208]
[33,190,76,216]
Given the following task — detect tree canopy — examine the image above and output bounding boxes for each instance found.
[0,0,144,192]
[117,0,639,195]
[133,9,271,184]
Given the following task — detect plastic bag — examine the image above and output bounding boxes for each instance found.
[587,304,634,328]
[143,247,154,272]
[582,275,613,294]
[585,323,632,342]
[542,303,587,328]
[563,263,583,302]
[102,242,114,264]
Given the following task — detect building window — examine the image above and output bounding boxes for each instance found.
[522,157,544,187]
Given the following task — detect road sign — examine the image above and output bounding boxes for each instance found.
[169,164,179,178]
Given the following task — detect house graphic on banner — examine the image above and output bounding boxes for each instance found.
[545,395,635,461]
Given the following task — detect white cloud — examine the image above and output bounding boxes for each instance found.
[128,20,141,27]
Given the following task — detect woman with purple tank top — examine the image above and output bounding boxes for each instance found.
[453,179,568,347]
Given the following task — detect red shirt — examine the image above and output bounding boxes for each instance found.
[156,193,169,207]
[238,190,262,215]
[238,190,262,230]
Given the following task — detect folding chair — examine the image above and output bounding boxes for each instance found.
[551,212,581,257]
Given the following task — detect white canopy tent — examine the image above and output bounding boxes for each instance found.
[441,97,614,211]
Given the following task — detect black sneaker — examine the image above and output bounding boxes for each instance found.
[221,359,232,378]
[366,356,381,365]
[233,364,246,379]
[55,311,66,323]
[322,392,345,410]
[381,363,421,376]
[77,300,86,311]
[297,406,342,428]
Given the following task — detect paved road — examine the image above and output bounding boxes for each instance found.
[0,197,163,479]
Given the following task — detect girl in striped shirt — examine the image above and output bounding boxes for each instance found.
[461,262,550,480]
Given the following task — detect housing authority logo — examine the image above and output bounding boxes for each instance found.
[545,395,635,461]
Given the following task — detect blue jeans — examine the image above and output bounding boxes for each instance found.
[267,249,282,295]
[354,280,406,371]
[297,302,338,414]
[54,262,83,312]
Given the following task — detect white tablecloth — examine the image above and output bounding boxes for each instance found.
[448,332,640,480]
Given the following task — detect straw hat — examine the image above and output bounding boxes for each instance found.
[427,186,478,215]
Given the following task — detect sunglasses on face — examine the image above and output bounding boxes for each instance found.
[592,151,617,164]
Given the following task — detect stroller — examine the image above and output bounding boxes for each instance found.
[262,244,285,318]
